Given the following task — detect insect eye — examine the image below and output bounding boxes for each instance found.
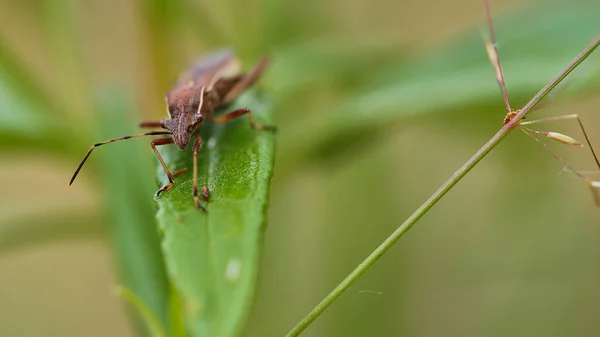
[194,114,205,124]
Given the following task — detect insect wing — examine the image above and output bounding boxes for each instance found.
[173,49,239,91]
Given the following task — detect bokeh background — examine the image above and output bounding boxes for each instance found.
[1,0,600,336]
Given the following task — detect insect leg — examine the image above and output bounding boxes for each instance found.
[70,131,171,185]
[212,108,277,131]
[173,168,188,177]
[201,186,210,202]
[192,134,208,211]
[139,121,164,129]
[221,57,270,105]
[153,137,184,197]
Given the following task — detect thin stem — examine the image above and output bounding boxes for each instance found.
[286,33,600,337]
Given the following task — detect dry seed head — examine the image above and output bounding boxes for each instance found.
[544,132,583,146]
[590,181,600,206]
[562,167,600,206]
[483,36,504,90]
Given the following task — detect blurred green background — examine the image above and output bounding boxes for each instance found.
[1,0,600,336]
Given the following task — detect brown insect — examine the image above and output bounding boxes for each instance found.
[484,0,600,205]
[69,49,276,211]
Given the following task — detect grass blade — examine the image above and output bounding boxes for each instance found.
[0,40,69,153]
[116,286,168,337]
[93,86,171,335]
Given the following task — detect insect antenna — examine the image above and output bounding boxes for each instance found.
[69,131,171,185]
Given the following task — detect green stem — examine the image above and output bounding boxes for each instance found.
[287,33,600,337]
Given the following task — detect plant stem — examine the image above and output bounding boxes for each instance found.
[286,33,600,337]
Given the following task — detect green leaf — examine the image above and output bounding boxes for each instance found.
[155,91,276,337]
